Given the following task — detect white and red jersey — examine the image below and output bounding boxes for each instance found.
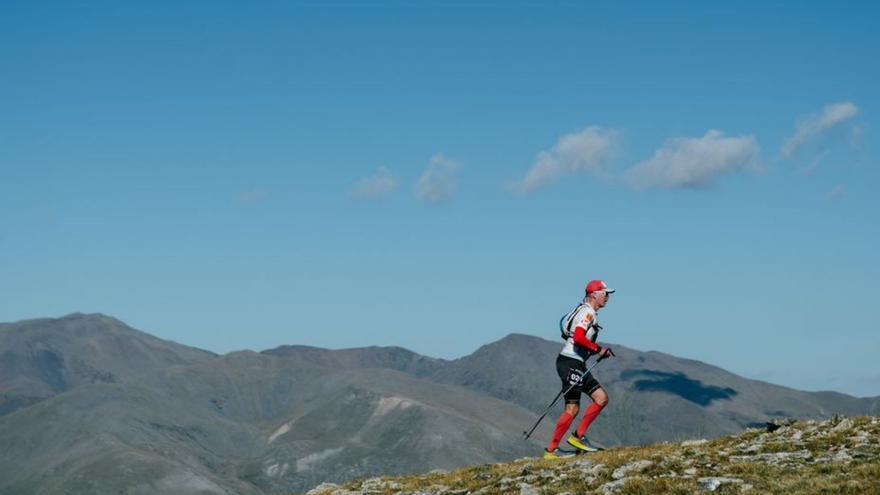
[559,302,602,362]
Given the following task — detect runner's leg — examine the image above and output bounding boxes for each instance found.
[548,356,585,451]
[547,402,579,451]
[575,386,608,437]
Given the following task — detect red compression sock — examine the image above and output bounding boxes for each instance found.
[575,402,605,437]
[546,411,575,451]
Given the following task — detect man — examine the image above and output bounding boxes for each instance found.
[544,279,616,459]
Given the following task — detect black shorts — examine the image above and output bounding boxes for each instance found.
[556,355,601,403]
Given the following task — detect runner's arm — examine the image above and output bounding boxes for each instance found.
[572,326,601,353]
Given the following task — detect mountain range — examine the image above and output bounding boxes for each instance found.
[1,313,877,494]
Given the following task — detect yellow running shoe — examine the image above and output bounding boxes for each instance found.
[543,448,575,459]
[567,434,602,452]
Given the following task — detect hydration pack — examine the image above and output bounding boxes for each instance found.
[559,303,588,340]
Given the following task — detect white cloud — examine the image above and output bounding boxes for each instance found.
[352,166,399,199]
[782,102,859,158]
[827,184,845,200]
[414,154,459,202]
[513,126,618,193]
[797,150,829,175]
[239,189,270,204]
[626,130,761,190]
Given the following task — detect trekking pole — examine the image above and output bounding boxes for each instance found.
[522,357,604,440]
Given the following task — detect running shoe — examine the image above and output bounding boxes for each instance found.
[567,434,603,452]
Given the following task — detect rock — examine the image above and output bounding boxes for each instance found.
[851,447,878,460]
[683,468,698,476]
[581,475,598,485]
[571,457,595,470]
[682,439,709,447]
[765,419,795,433]
[729,450,812,465]
[741,443,763,453]
[848,431,870,443]
[834,449,854,462]
[791,430,803,441]
[611,460,653,480]
[361,477,401,492]
[815,448,853,464]
[698,477,743,492]
[410,485,449,495]
[599,478,630,494]
[576,462,606,477]
[306,483,340,495]
[519,482,540,495]
[832,418,854,432]
[429,469,449,475]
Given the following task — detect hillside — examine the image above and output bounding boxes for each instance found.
[0,315,545,495]
[1,314,878,494]
[265,333,880,446]
[302,415,880,494]
[0,313,216,416]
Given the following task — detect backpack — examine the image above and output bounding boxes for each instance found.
[559,303,588,340]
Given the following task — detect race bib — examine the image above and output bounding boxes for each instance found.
[566,368,584,386]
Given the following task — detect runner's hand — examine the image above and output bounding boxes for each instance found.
[598,347,615,360]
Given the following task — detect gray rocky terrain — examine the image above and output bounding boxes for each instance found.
[305,415,880,494]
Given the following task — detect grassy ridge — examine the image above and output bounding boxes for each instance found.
[303,415,880,494]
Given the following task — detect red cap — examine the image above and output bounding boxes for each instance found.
[585,280,615,294]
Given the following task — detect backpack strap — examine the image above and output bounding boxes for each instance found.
[559,303,587,340]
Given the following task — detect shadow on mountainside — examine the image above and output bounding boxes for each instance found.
[620,369,737,406]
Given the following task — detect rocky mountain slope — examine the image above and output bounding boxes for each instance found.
[302,415,880,494]
[1,313,878,494]
[0,313,215,416]
[266,334,880,445]
[0,315,544,495]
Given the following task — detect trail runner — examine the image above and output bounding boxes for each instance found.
[544,279,616,459]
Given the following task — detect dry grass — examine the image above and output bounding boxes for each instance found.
[300,416,880,495]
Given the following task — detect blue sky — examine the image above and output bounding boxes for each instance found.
[2,1,878,396]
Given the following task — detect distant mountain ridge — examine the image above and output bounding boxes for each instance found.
[0,313,877,494]
[0,312,215,415]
